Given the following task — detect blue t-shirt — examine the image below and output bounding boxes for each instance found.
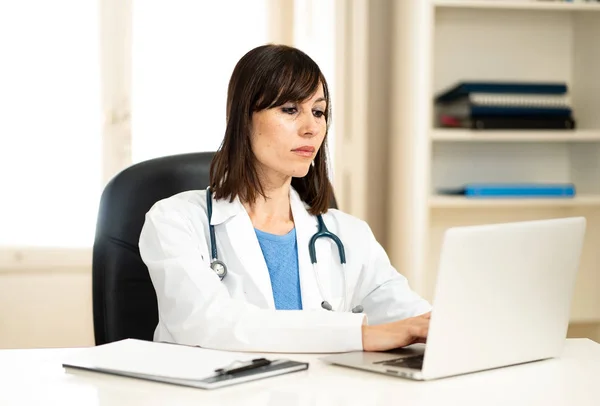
[254,227,303,310]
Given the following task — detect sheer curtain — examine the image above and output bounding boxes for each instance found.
[293,0,337,180]
[131,1,269,164]
[0,1,101,248]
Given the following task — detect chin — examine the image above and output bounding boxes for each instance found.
[287,164,311,178]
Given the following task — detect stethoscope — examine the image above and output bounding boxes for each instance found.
[206,186,363,313]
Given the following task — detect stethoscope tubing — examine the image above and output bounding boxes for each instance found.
[205,186,361,313]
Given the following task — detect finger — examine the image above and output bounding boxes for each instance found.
[418,311,431,320]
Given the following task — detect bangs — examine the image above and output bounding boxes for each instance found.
[253,52,326,112]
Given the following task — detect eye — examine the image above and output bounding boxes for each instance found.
[281,106,297,115]
[313,110,325,118]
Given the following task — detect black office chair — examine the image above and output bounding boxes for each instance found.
[92,152,216,345]
[92,151,338,345]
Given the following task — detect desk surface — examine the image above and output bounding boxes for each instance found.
[0,338,598,406]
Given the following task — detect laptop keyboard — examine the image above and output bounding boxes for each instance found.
[375,354,424,370]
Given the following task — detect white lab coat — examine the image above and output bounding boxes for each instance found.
[139,187,431,353]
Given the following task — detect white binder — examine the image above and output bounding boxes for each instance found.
[62,339,309,390]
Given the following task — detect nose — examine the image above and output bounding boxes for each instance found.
[299,110,321,138]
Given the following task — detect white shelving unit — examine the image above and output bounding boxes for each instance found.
[430,194,600,208]
[431,129,600,142]
[434,0,600,12]
[389,0,600,324]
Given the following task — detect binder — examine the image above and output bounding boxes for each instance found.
[462,93,571,108]
[439,115,576,130]
[437,183,576,198]
[436,104,572,118]
[435,81,568,103]
[62,339,309,390]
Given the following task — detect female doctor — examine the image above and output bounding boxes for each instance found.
[139,44,432,354]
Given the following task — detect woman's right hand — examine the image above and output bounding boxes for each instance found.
[361,312,430,352]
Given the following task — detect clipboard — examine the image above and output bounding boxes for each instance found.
[62,339,309,390]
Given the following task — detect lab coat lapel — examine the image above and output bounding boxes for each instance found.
[211,195,275,309]
[290,188,332,311]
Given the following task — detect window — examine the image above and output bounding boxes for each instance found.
[131,0,269,163]
[0,1,101,248]
[0,0,335,263]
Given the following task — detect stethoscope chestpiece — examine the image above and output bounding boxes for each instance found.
[351,305,364,314]
[210,259,227,280]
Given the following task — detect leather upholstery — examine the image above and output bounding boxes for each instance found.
[92,151,338,345]
[93,152,215,345]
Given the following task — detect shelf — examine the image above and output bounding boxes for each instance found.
[430,129,600,142]
[429,194,600,208]
[433,0,600,12]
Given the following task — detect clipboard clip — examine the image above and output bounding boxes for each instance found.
[214,358,272,376]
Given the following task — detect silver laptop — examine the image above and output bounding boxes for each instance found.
[321,217,586,380]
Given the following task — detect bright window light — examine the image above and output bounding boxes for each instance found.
[131,1,269,163]
[0,1,102,248]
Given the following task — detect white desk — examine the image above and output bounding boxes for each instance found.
[0,339,598,406]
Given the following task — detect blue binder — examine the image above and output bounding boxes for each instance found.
[438,183,576,198]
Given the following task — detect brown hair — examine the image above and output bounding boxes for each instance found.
[209,44,333,215]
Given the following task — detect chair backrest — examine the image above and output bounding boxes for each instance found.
[92,152,215,345]
[92,152,338,345]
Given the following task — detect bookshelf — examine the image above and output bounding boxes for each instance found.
[433,0,600,12]
[431,129,600,142]
[388,0,600,324]
[429,194,600,208]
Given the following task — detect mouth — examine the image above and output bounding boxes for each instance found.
[291,146,316,158]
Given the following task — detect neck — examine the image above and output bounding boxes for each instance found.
[243,170,294,234]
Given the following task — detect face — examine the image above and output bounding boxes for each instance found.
[250,84,327,183]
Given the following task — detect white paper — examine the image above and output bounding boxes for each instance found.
[62,339,258,381]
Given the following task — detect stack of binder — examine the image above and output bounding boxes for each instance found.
[434,81,576,130]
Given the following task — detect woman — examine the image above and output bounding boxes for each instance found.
[139,44,431,353]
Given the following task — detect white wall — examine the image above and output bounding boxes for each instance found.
[0,269,93,349]
[0,267,597,349]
